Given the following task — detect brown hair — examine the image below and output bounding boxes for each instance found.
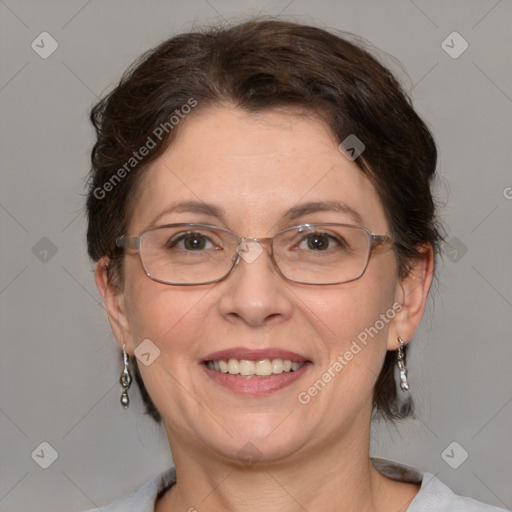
[86,18,441,424]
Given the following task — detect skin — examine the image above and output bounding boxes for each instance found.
[96,105,434,512]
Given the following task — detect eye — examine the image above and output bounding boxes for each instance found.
[297,232,346,251]
[167,232,216,251]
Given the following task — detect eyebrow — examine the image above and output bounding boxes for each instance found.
[148,199,364,228]
[281,200,363,225]
[148,201,225,227]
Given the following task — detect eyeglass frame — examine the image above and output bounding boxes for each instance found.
[116,222,394,286]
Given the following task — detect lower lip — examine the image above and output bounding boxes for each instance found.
[201,362,312,396]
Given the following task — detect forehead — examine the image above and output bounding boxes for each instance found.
[128,106,389,234]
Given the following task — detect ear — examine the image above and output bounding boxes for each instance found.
[95,257,135,355]
[387,244,435,350]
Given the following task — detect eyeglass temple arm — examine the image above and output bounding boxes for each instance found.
[372,234,393,246]
[116,236,140,250]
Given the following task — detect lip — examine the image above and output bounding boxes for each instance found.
[201,361,313,396]
[201,347,310,363]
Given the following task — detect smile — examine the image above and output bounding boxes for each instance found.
[206,358,305,376]
[201,359,312,395]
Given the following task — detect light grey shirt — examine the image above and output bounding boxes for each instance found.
[83,457,509,511]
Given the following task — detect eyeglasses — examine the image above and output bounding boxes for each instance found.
[116,223,393,286]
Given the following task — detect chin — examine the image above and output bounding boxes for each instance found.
[207,425,312,467]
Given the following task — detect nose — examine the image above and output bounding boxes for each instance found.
[217,240,293,327]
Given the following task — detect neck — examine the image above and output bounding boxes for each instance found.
[156,412,415,512]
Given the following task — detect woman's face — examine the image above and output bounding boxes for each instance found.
[104,106,417,465]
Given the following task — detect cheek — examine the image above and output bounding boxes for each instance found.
[123,269,210,356]
[307,277,397,344]
[295,284,396,414]
[299,260,398,382]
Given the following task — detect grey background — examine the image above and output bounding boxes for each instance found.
[1,0,511,511]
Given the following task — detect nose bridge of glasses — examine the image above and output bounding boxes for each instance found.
[239,236,273,245]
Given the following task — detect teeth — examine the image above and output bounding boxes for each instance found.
[228,359,240,374]
[206,358,305,376]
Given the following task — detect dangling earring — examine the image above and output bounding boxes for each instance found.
[397,337,410,391]
[120,344,132,409]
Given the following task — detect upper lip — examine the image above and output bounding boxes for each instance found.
[202,347,310,363]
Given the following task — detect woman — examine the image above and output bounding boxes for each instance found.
[84,18,506,512]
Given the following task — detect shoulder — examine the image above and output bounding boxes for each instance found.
[371,458,509,512]
[81,467,176,512]
[410,472,509,512]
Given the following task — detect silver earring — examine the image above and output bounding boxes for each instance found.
[397,337,410,391]
[120,344,132,409]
